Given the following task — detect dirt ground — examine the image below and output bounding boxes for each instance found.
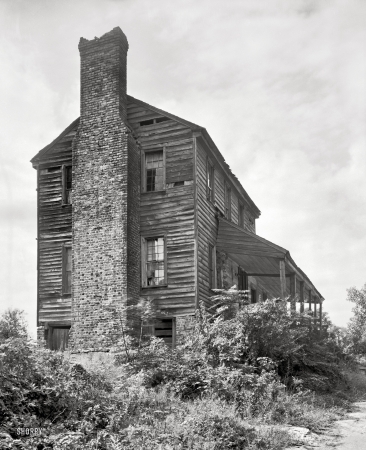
[287,402,366,449]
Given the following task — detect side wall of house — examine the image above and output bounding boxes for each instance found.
[127,101,196,318]
[196,138,270,306]
[36,126,75,330]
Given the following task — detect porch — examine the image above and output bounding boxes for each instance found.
[215,218,324,328]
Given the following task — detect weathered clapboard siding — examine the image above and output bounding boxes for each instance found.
[196,138,281,305]
[130,100,196,316]
[196,140,219,307]
[37,126,75,324]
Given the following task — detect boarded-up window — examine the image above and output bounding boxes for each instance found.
[62,165,72,204]
[225,182,231,221]
[144,151,165,192]
[62,246,72,294]
[49,326,70,351]
[142,236,167,287]
[206,160,214,202]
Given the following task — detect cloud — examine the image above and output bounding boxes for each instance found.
[0,0,365,333]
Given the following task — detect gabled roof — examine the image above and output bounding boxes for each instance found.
[30,96,260,214]
[30,117,80,165]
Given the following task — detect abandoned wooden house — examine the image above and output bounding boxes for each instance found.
[31,27,324,352]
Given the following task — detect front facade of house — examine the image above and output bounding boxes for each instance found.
[31,27,324,352]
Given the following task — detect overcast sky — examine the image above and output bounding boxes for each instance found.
[0,0,365,336]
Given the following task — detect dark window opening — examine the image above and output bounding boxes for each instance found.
[140,116,170,126]
[174,181,185,187]
[155,117,170,123]
[154,318,175,346]
[263,291,268,301]
[251,288,257,304]
[62,165,72,205]
[239,202,244,228]
[206,161,214,202]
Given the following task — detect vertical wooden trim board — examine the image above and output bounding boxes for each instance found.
[193,136,199,309]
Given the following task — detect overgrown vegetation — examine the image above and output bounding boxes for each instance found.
[0,294,364,449]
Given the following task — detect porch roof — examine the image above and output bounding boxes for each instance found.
[216,218,324,302]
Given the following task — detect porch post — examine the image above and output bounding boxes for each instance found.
[290,273,296,311]
[308,289,312,310]
[279,260,286,300]
[299,281,304,313]
[319,300,323,331]
[314,296,318,330]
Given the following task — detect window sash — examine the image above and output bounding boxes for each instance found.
[206,160,214,201]
[142,236,167,287]
[62,165,72,205]
[143,150,165,192]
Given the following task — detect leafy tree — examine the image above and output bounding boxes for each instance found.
[347,283,366,355]
[0,309,28,342]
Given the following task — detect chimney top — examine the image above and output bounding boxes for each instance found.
[79,27,128,52]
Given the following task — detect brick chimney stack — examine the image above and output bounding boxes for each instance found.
[71,27,140,353]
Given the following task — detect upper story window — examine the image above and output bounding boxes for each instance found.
[238,202,244,228]
[142,235,167,287]
[62,246,72,295]
[206,159,214,202]
[224,182,231,221]
[62,165,72,205]
[143,150,165,192]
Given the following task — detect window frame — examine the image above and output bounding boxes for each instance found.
[206,158,215,202]
[61,165,72,205]
[62,245,72,295]
[224,181,232,221]
[141,148,166,193]
[141,233,168,288]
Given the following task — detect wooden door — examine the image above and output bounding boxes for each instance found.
[50,327,70,351]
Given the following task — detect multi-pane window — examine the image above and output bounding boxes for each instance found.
[62,165,72,205]
[225,182,231,221]
[142,236,166,286]
[145,151,164,192]
[206,160,214,202]
[62,246,72,294]
[208,244,216,289]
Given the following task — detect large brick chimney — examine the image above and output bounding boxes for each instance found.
[70,27,140,352]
